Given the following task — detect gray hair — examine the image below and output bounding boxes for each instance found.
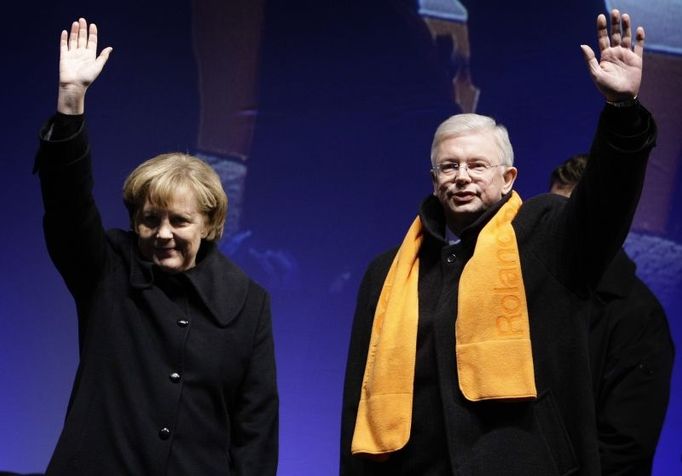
[430,113,514,167]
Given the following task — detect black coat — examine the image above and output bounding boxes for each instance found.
[590,250,674,475]
[36,115,278,476]
[341,104,657,476]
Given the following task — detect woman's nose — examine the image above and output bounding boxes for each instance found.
[156,220,173,239]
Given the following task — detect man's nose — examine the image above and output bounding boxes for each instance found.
[454,167,473,183]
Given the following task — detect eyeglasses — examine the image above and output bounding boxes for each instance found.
[431,161,506,178]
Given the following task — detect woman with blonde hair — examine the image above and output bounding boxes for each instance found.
[35,18,278,475]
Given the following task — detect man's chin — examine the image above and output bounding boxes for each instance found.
[448,201,482,215]
[444,205,485,232]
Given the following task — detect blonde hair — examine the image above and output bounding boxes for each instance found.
[123,153,227,241]
[430,113,514,167]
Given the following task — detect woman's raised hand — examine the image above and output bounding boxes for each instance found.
[57,18,112,114]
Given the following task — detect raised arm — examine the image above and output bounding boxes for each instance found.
[580,9,644,104]
[58,18,112,114]
[37,18,114,316]
[551,10,656,293]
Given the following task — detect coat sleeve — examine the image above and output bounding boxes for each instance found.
[552,103,657,293]
[230,286,279,476]
[35,114,109,338]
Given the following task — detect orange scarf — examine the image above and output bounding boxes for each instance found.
[352,191,536,457]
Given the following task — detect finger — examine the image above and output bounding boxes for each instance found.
[96,46,113,69]
[621,13,632,49]
[596,14,609,52]
[580,44,598,70]
[634,26,645,58]
[69,21,79,50]
[610,9,621,47]
[88,22,98,50]
[78,18,87,48]
[60,30,68,54]
[580,44,604,88]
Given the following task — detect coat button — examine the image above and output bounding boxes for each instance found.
[177,319,189,328]
[169,372,181,383]
[446,253,456,263]
[159,427,171,440]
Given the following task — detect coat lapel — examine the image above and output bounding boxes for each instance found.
[116,230,250,327]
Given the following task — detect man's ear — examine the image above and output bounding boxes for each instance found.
[502,166,518,194]
[431,170,438,196]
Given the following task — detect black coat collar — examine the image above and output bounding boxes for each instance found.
[418,192,513,245]
[111,230,250,327]
[596,250,635,298]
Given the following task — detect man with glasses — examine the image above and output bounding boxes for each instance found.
[341,10,658,476]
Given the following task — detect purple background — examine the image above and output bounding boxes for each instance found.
[1,1,680,474]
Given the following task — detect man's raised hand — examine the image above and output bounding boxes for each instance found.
[580,10,644,104]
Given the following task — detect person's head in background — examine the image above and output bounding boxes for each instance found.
[549,154,588,198]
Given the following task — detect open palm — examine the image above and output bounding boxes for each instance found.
[57,18,112,114]
[581,10,644,102]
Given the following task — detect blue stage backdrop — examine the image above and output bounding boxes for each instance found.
[1,1,680,474]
